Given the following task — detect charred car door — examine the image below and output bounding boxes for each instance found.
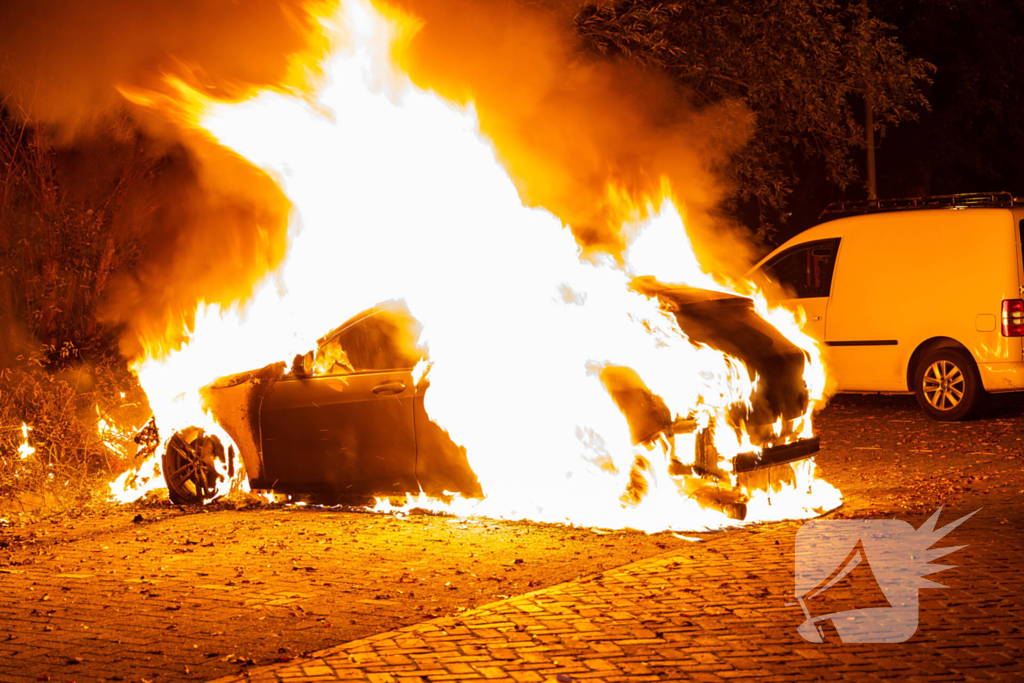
[258,307,421,495]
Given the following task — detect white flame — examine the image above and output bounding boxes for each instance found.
[112,0,841,528]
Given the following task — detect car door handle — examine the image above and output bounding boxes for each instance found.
[372,381,406,396]
[810,316,822,321]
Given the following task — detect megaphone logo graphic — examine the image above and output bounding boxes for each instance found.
[793,508,978,643]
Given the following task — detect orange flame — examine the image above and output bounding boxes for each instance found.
[110,0,841,529]
[17,423,35,460]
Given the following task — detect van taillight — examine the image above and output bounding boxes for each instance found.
[1002,299,1024,336]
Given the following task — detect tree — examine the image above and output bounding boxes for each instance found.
[574,0,933,239]
[0,107,161,365]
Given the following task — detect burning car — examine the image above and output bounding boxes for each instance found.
[155,280,820,520]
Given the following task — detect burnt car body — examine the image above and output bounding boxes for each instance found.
[164,303,480,506]
[160,283,820,513]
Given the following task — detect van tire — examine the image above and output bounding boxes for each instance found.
[913,348,981,421]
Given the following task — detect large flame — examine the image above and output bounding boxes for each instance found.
[111,0,840,530]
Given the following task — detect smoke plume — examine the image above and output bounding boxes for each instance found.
[0,0,755,361]
[390,0,754,262]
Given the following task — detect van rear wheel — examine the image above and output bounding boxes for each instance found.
[913,349,980,421]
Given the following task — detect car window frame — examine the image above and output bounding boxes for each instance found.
[317,305,420,374]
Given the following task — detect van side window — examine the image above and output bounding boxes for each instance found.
[761,238,840,299]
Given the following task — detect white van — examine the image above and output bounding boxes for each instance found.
[751,193,1024,420]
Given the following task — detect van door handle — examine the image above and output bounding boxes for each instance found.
[372,381,406,396]
[810,316,822,321]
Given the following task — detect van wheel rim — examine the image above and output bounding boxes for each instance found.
[922,360,965,411]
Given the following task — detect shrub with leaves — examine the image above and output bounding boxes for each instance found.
[0,106,163,509]
[0,350,148,512]
[0,108,163,364]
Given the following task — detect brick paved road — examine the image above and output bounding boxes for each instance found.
[0,500,698,681]
[210,506,1022,683]
[3,394,1024,682]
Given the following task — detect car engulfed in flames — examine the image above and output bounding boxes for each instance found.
[104,0,843,531]
[155,278,821,522]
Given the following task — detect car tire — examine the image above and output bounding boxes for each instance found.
[162,427,225,505]
[913,348,981,421]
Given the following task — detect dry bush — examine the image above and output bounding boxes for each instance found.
[0,352,148,513]
[0,107,164,511]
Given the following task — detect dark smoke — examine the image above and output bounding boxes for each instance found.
[0,0,318,358]
[0,0,317,134]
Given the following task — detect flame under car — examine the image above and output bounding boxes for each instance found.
[159,283,820,518]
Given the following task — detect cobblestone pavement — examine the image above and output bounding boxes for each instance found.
[0,497,698,681]
[3,394,1024,682]
[210,505,1022,683]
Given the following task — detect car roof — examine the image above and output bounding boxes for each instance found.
[630,276,751,307]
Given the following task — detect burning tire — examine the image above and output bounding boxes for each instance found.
[162,427,226,505]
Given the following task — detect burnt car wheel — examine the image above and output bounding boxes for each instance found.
[162,427,226,505]
[914,348,981,421]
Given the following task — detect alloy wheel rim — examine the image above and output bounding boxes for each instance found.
[166,433,218,500]
[922,360,965,411]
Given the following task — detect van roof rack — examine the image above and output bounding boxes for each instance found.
[820,191,1024,219]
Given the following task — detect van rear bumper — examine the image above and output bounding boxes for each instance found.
[979,361,1024,392]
